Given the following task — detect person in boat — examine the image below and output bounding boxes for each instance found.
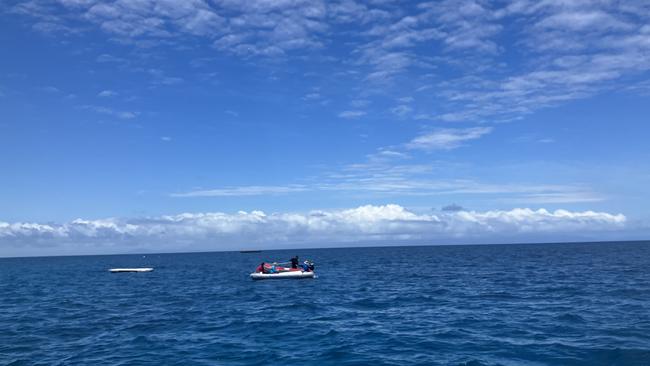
[290,256,299,269]
[268,263,278,273]
[300,261,310,272]
[256,262,266,274]
[257,262,278,274]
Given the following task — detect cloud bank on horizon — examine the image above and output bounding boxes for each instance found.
[0,204,631,257]
[1,0,649,256]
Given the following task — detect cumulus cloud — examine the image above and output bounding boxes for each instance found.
[0,205,628,255]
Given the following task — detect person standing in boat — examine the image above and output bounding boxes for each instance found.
[290,256,299,269]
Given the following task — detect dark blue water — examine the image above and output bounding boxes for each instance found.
[1,242,650,365]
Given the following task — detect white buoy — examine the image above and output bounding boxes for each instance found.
[109,268,154,273]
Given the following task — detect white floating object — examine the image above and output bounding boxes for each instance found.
[109,268,154,273]
[250,271,315,280]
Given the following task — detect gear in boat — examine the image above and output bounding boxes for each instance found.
[250,256,315,280]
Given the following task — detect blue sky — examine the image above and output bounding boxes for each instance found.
[1,0,649,256]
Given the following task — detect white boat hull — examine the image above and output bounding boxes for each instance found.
[250,271,315,280]
[109,268,154,273]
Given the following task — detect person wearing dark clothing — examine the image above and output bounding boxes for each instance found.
[290,256,299,269]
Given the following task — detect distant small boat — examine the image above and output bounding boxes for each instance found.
[240,250,262,253]
[109,268,154,273]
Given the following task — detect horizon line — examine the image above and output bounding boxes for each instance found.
[1,239,648,260]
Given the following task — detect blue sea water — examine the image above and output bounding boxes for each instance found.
[1,241,650,365]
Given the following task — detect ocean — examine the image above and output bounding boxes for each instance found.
[1,241,649,365]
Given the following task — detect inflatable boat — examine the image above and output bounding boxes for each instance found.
[250,260,315,280]
[250,270,315,280]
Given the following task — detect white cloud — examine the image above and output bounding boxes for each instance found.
[37,85,61,93]
[80,105,138,119]
[14,0,650,124]
[148,69,184,86]
[80,0,225,40]
[406,127,492,151]
[350,1,650,122]
[96,54,126,63]
[338,110,367,119]
[302,92,321,101]
[17,0,373,59]
[350,99,370,108]
[169,173,606,206]
[370,149,410,161]
[419,0,501,54]
[117,111,137,119]
[391,104,413,117]
[0,205,628,255]
[171,185,309,197]
[534,10,631,32]
[506,192,605,204]
[97,89,117,97]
